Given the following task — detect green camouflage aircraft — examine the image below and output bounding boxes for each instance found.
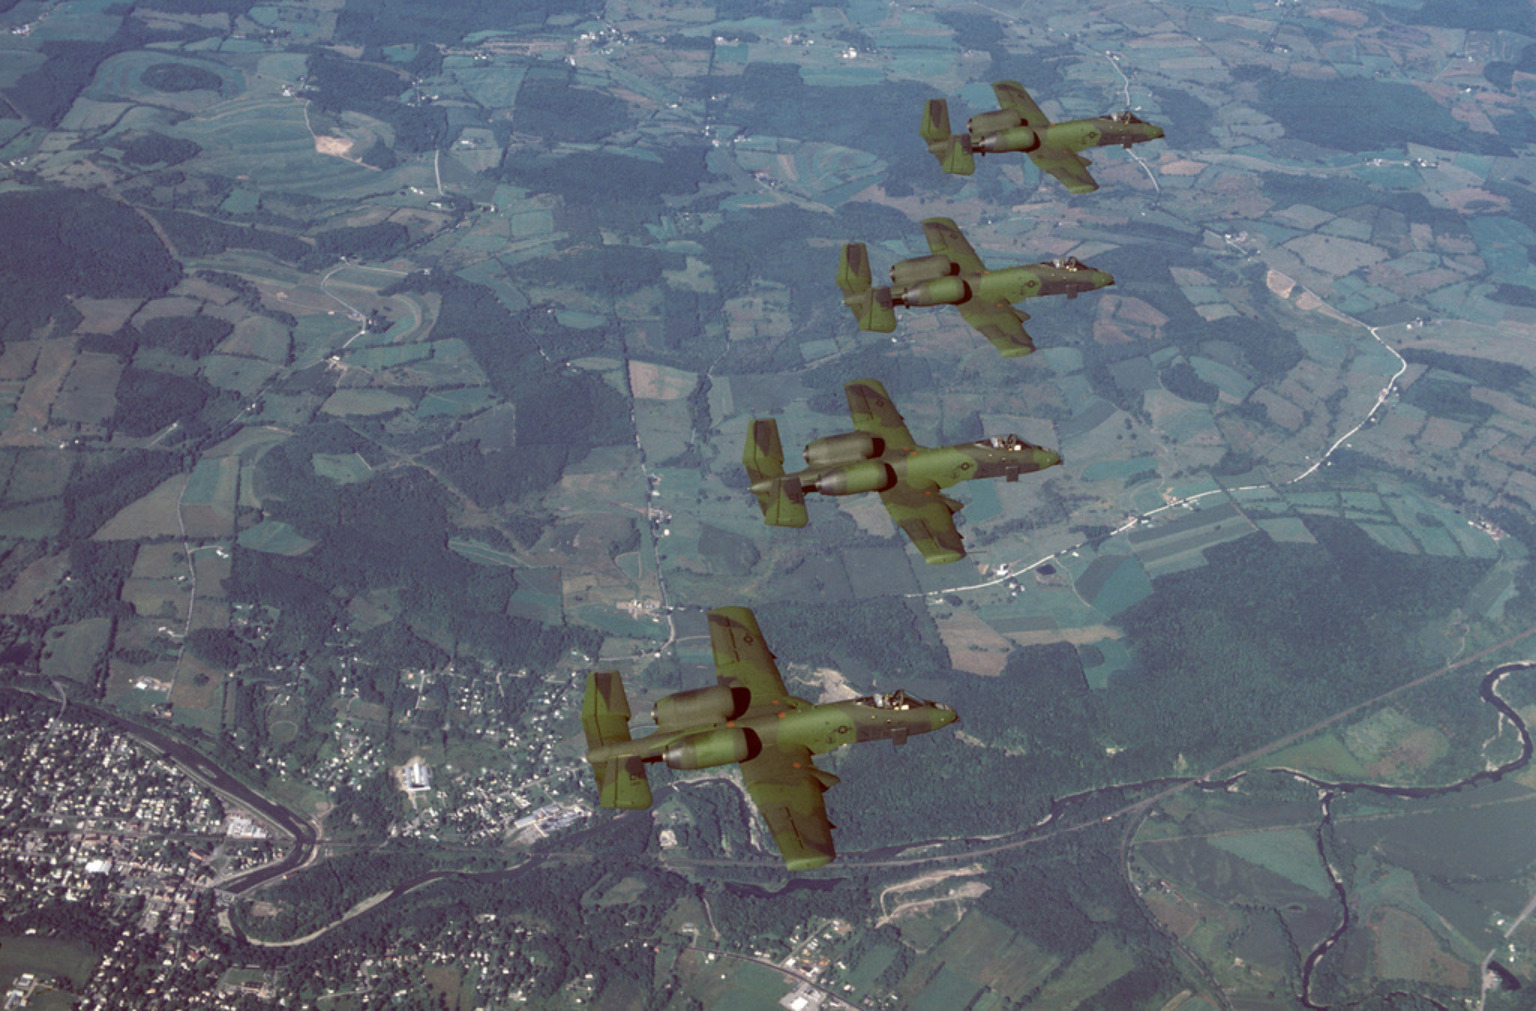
[837,216,1113,357]
[582,606,958,870]
[743,378,1061,564]
[920,81,1165,193]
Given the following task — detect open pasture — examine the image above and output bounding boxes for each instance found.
[105,654,172,706]
[182,455,235,506]
[926,911,1060,1003]
[1259,732,1369,779]
[1208,827,1332,895]
[1368,905,1472,991]
[93,473,186,540]
[129,543,185,583]
[346,343,430,370]
[289,312,360,365]
[221,317,293,362]
[320,389,412,416]
[0,934,99,993]
[186,98,414,198]
[246,4,331,40]
[1024,935,1137,1008]
[237,520,315,556]
[29,0,119,43]
[170,655,225,733]
[0,343,38,384]
[312,452,372,484]
[71,298,140,335]
[50,353,120,425]
[0,488,63,537]
[451,64,528,108]
[199,354,282,396]
[87,50,243,110]
[416,387,496,418]
[121,572,188,620]
[39,617,113,685]
[56,98,133,132]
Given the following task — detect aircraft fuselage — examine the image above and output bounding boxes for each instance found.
[969,112,1166,155]
[587,692,957,771]
[890,259,1114,308]
[747,433,1061,502]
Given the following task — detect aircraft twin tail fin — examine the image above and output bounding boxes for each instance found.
[744,419,809,528]
[836,243,898,333]
[582,671,653,809]
[920,99,975,175]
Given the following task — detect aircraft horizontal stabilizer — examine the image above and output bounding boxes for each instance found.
[582,671,653,809]
[837,242,873,296]
[921,103,975,175]
[938,135,975,176]
[744,419,809,527]
[853,288,898,332]
[919,98,952,144]
[594,756,652,809]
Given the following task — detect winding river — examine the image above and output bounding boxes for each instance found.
[1291,661,1534,1009]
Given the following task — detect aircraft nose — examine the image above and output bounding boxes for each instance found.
[938,707,959,729]
[1093,271,1115,289]
[1149,124,1165,140]
[1040,449,1062,469]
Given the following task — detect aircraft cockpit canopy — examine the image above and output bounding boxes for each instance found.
[1109,110,1145,124]
[979,434,1030,452]
[1050,255,1084,270]
[856,690,950,711]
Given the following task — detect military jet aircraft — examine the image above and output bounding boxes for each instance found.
[920,81,1165,193]
[837,216,1113,357]
[582,606,958,870]
[744,378,1061,565]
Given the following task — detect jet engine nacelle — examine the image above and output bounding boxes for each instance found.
[664,726,762,770]
[974,125,1041,155]
[815,460,897,496]
[653,683,750,729]
[968,109,1024,135]
[804,431,884,468]
[895,276,971,307]
[890,254,960,288]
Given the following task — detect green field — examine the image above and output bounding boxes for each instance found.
[39,618,113,685]
[0,934,99,993]
[448,538,518,568]
[710,961,792,1011]
[321,389,413,416]
[1208,828,1333,895]
[238,520,316,556]
[312,452,373,484]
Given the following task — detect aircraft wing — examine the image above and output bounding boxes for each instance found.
[881,481,967,564]
[1027,146,1099,194]
[741,743,837,870]
[956,300,1036,358]
[992,81,1051,127]
[920,217,987,275]
[709,606,794,715]
[845,379,917,451]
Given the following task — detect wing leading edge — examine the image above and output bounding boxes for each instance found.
[708,606,794,716]
[844,379,917,451]
[881,481,967,564]
[709,607,838,870]
[956,300,1035,358]
[920,217,987,275]
[741,743,838,870]
[991,81,1051,126]
[1028,146,1099,195]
